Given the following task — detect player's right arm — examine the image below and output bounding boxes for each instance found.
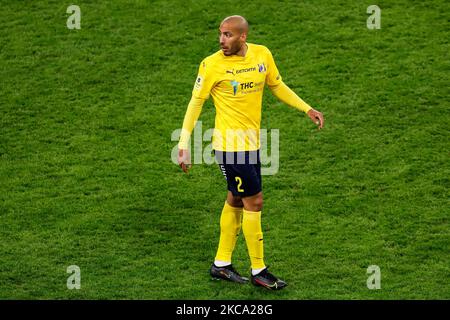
[178,96,206,173]
[178,58,214,173]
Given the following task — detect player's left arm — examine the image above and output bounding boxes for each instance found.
[269,82,324,129]
[265,47,324,129]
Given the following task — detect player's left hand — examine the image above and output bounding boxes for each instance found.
[307,109,324,130]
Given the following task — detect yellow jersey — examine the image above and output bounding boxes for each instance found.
[192,43,282,151]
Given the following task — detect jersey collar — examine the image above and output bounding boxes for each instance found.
[221,43,251,60]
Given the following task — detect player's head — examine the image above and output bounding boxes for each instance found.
[219,15,248,56]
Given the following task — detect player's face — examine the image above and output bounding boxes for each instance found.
[219,22,245,56]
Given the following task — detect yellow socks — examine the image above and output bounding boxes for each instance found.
[214,201,243,263]
[242,209,266,270]
[214,203,266,271]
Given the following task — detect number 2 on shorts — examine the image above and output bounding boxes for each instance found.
[235,176,244,192]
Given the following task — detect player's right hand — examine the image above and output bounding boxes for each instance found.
[178,148,191,173]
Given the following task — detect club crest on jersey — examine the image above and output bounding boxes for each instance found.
[258,63,266,73]
[230,80,239,96]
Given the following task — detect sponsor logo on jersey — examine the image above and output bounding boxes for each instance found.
[226,67,257,75]
[230,80,239,95]
[229,81,264,95]
[236,67,256,74]
[240,82,254,89]
[243,81,264,94]
[194,75,203,90]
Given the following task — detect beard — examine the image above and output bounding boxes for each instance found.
[222,41,243,56]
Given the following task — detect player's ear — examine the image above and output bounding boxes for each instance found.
[240,32,247,42]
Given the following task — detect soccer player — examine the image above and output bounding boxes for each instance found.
[177,15,324,290]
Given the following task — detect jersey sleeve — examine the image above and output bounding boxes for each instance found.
[192,58,215,99]
[269,81,312,113]
[178,96,206,149]
[265,47,283,87]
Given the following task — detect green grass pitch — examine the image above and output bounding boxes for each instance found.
[0,0,448,299]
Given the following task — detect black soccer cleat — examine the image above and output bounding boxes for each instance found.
[210,264,249,284]
[251,268,287,290]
